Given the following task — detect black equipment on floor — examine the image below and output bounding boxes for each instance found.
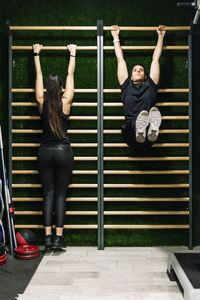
[0,125,17,255]
[0,179,6,245]
[168,252,200,300]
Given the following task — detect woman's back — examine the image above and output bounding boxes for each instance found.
[40,100,70,145]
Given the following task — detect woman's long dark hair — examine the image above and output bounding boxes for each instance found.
[45,74,65,139]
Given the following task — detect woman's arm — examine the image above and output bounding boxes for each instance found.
[32,44,44,112]
[62,44,77,115]
[111,25,128,85]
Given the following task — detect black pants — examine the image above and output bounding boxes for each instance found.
[38,144,74,227]
[121,118,153,154]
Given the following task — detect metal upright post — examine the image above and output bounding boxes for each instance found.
[6,20,13,198]
[97,19,104,250]
[188,22,193,250]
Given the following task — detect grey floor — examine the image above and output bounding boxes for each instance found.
[17,246,200,300]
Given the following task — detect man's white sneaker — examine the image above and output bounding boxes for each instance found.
[135,110,149,143]
[147,107,162,142]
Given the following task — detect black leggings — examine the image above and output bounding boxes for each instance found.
[121,118,153,154]
[38,144,74,227]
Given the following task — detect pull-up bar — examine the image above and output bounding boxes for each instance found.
[11,88,189,93]
[12,45,189,51]
[9,26,190,31]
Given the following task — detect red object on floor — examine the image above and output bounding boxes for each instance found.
[0,254,7,265]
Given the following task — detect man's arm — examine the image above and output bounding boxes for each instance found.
[62,44,77,115]
[111,25,128,85]
[150,25,166,85]
[33,44,44,112]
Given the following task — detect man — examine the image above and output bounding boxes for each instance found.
[111,25,166,152]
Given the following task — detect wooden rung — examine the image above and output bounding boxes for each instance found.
[10,26,98,31]
[12,170,39,174]
[156,102,189,107]
[106,26,190,31]
[12,156,98,161]
[12,102,38,106]
[104,156,189,161]
[72,116,98,120]
[10,26,190,31]
[11,129,189,134]
[14,210,188,216]
[12,170,98,174]
[103,89,189,93]
[74,170,98,174]
[15,224,98,229]
[104,225,189,229]
[68,130,97,134]
[12,46,98,50]
[12,116,98,120]
[11,102,97,107]
[11,101,189,107]
[162,116,189,120]
[67,197,98,202]
[12,143,40,147]
[103,129,189,134]
[11,143,189,148]
[12,116,40,120]
[104,170,189,175]
[103,116,188,120]
[12,183,98,188]
[104,46,188,50]
[72,102,97,107]
[12,129,98,134]
[103,143,189,148]
[153,143,189,147]
[12,129,42,134]
[104,183,189,188]
[12,45,189,51]
[68,211,99,216]
[63,225,98,229]
[12,197,98,202]
[12,197,43,201]
[12,156,189,161]
[158,129,189,134]
[12,170,188,175]
[15,211,42,215]
[15,211,98,215]
[12,88,189,93]
[12,115,189,121]
[12,143,98,148]
[12,156,188,161]
[104,211,189,215]
[12,183,189,188]
[103,102,189,107]
[12,197,189,202]
[12,88,98,93]
[104,197,189,202]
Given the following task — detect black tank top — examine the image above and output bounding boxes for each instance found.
[40,100,70,145]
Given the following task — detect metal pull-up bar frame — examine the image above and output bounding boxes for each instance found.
[10,26,190,31]
[7,20,192,250]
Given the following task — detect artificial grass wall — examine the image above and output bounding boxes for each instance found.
[1,0,200,247]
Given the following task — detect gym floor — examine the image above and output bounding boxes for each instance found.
[14,246,200,300]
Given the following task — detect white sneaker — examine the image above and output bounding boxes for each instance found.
[147,107,162,142]
[135,110,149,143]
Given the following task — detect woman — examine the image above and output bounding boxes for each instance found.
[32,43,76,251]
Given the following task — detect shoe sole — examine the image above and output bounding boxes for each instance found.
[135,111,149,143]
[148,108,162,142]
[45,246,52,253]
[52,245,67,251]
[147,130,158,142]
